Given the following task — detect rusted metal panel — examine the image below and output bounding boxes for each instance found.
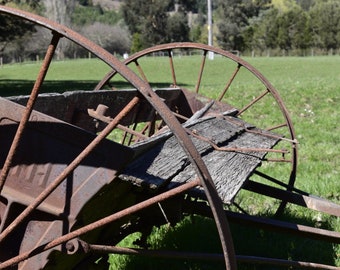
[0,97,134,215]
[0,97,134,266]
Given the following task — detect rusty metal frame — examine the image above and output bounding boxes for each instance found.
[0,5,236,269]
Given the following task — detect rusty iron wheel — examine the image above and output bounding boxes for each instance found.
[95,43,298,216]
[0,5,237,270]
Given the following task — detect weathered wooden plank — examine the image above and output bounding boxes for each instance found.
[120,116,279,203]
[171,131,278,203]
[121,117,244,183]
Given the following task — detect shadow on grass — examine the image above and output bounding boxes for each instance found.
[110,213,337,270]
[0,79,180,97]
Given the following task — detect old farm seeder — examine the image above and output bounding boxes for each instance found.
[0,5,339,270]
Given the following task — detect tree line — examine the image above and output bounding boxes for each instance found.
[1,0,340,63]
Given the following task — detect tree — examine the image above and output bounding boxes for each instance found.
[72,4,121,26]
[122,0,170,48]
[290,8,311,53]
[251,8,280,53]
[167,11,190,43]
[0,0,41,44]
[0,1,40,62]
[309,0,340,52]
[215,0,270,51]
[81,22,130,55]
[0,0,40,9]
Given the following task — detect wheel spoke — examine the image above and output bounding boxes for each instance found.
[218,63,241,101]
[195,50,207,93]
[0,32,61,194]
[133,59,149,82]
[266,122,288,131]
[168,49,177,86]
[237,89,270,116]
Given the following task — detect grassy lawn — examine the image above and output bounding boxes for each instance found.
[0,55,339,269]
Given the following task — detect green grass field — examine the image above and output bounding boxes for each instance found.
[0,55,339,269]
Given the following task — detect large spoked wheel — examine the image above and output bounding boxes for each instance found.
[0,6,235,270]
[95,43,298,216]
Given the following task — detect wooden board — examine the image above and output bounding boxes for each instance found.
[120,116,279,203]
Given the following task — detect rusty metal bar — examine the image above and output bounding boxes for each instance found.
[80,241,339,270]
[237,89,270,116]
[195,50,207,93]
[183,200,340,244]
[133,59,148,82]
[125,122,139,145]
[87,108,148,140]
[237,255,340,270]
[123,103,140,145]
[173,112,189,121]
[266,122,288,131]
[0,179,200,269]
[186,128,289,154]
[244,180,340,217]
[0,32,61,194]
[218,63,241,101]
[224,116,298,145]
[226,210,340,244]
[168,49,177,86]
[84,242,225,261]
[264,158,293,163]
[0,96,140,243]
[118,124,148,142]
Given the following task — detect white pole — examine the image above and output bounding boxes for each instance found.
[207,0,214,59]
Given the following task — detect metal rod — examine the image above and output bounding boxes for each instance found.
[82,242,339,270]
[237,255,340,270]
[266,122,287,131]
[134,59,148,82]
[87,108,148,140]
[237,89,269,116]
[0,32,61,194]
[0,96,140,243]
[244,180,340,217]
[168,49,177,86]
[187,128,289,154]
[195,50,207,93]
[85,243,225,261]
[218,64,241,101]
